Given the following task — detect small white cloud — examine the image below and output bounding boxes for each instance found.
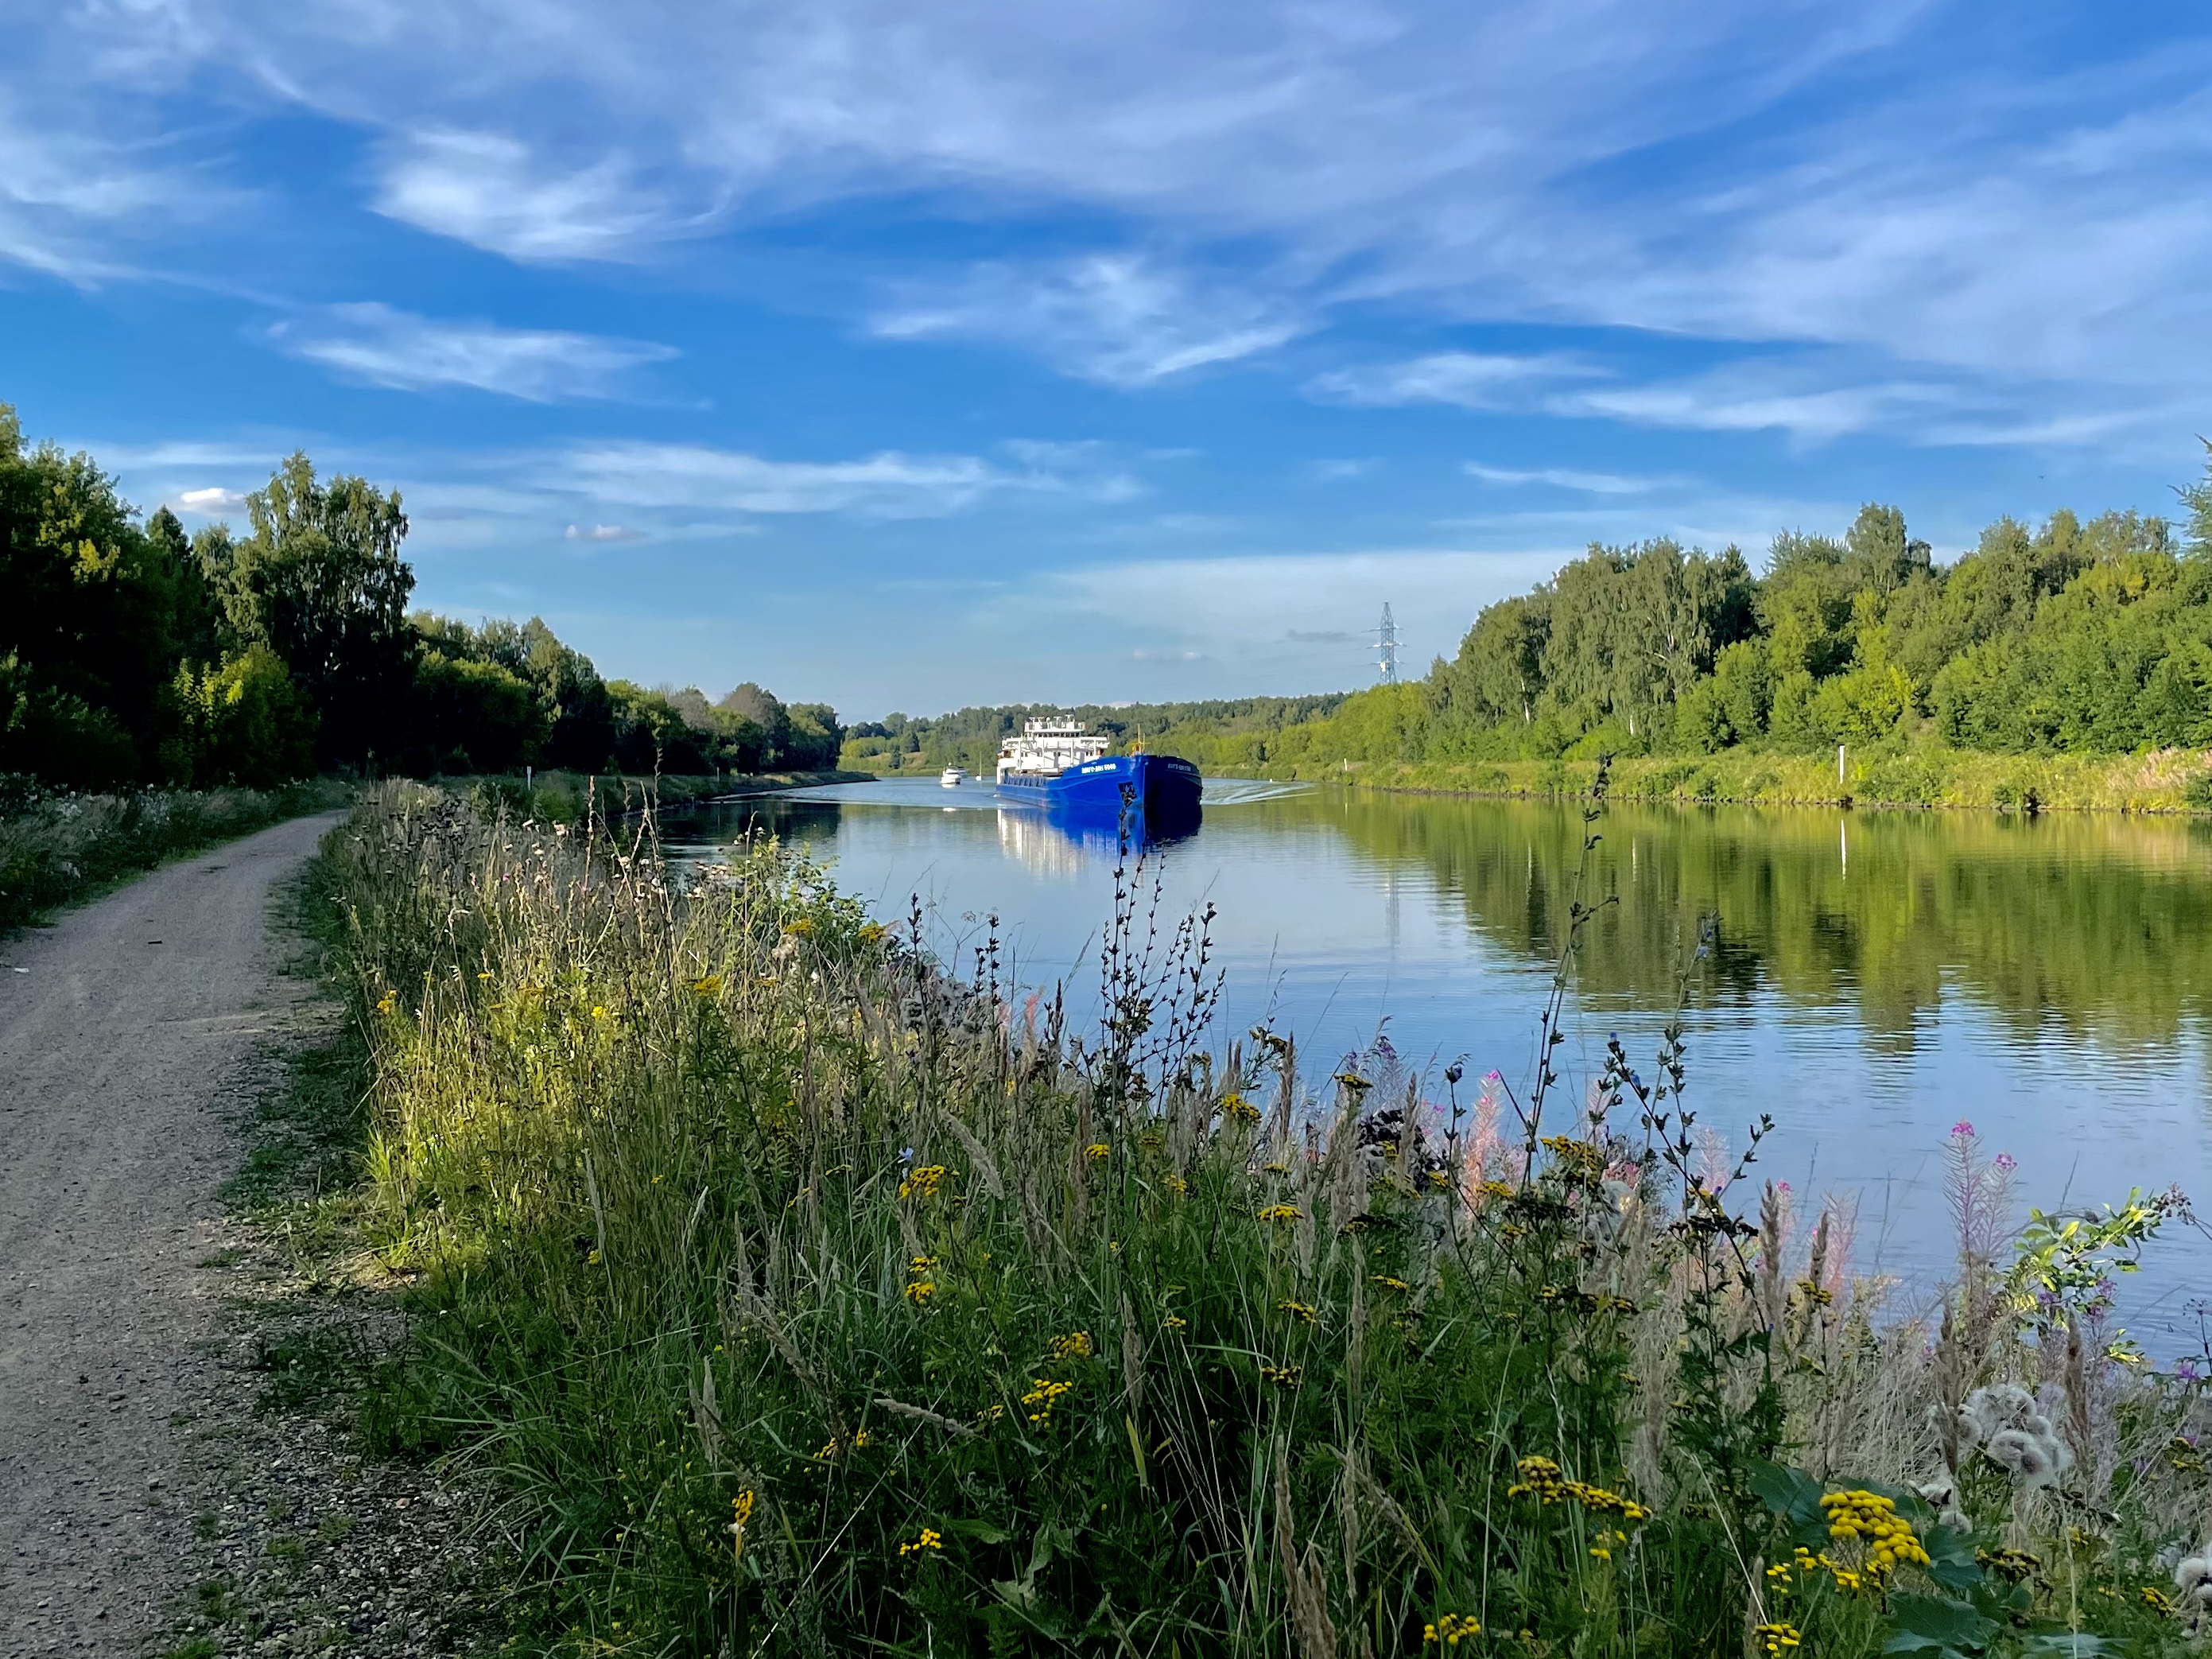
[270,303,677,402]
[176,486,247,514]
[873,254,1304,387]
[565,523,642,542]
[1463,461,1665,495]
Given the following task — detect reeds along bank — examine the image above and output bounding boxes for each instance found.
[322,780,2212,1657]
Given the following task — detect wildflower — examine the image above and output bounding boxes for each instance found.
[374,990,398,1015]
[909,1255,937,1273]
[1050,1331,1094,1361]
[1221,1092,1260,1125]
[898,1164,949,1200]
[1479,1180,1517,1202]
[1978,1547,2041,1584]
[857,922,887,945]
[1752,1623,1802,1655]
[728,1489,755,1560]
[591,1004,607,1020]
[1163,1174,1190,1196]
[2144,1584,2175,1613]
[1259,1364,1303,1386]
[1371,1275,1411,1292]
[692,975,723,996]
[898,1528,943,1557]
[1541,1136,1605,1183]
[1817,1490,1929,1585]
[1162,1315,1188,1332]
[816,1429,875,1459]
[1020,1377,1076,1424]
[904,1280,936,1303]
[1256,1203,1302,1223]
[1505,1457,1652,1522]
[1951,1121,1975,1137]
[1422,1614,1478,1645]
[1084,1143,1110,1161]
[782,917,814,935]
[1277,1300,1317,1327]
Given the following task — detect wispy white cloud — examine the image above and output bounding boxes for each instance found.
[1314,350,2050,446]
[372,130,706,263]
[1307,352,1599,410]
[269,302,678,400]
[553,437,1126,520]
[0,96,193,278]
[565,522,642,542]
[1463,461,1668,495]
[872,254,1305,387]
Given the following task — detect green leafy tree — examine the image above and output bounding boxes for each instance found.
[169,643,318,787]
[225,453,414,768]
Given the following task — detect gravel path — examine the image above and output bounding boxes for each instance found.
[0,814,343,1657]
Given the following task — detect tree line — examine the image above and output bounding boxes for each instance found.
[1018,449,2212,775]
[0,406,840,789]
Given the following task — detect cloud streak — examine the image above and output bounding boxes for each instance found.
[270,303,678,401]
[553,438,1131,520]
[872,254,1305,386]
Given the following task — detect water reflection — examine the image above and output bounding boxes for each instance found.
[662,779,2212,1342]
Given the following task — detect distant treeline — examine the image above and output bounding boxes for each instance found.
[0,405,840,789]
[922,449,2212,779]
[841,694,1349,775]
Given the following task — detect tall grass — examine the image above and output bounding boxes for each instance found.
[321,779,2210,1656]
[1276,748,2212,815]
[0,774,337,930]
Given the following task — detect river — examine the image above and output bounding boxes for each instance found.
[661,777,2212,1350]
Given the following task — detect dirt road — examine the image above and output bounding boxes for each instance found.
[0,814,341,1657]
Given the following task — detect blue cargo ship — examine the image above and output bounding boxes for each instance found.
[994,720,1202,828]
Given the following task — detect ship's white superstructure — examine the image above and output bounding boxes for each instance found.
[995,719,1109,785]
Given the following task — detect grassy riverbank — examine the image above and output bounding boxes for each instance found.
[1242,746,2212,814]
[436,767,871,825]
[0,776,350,931]
[318,783,2206,1656]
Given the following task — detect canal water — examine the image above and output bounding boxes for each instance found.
[662,777,2212,1348]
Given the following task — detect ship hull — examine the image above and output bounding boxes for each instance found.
[997,752,1202,824]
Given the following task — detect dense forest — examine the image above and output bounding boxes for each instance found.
[0,406,840,789]
[860,449,2212,780]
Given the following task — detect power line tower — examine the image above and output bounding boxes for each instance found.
[1374,602,1399,685]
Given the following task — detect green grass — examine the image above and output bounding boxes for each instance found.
[304,780,2211,1657]
[1263,744,2212,814]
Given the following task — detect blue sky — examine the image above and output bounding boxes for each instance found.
[4,1,2209,718]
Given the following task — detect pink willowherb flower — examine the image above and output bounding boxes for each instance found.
[1993,1152,2017,1173]
[1951,1121,1976,1137]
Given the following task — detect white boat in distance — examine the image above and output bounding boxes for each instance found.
[940,767,970,787]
